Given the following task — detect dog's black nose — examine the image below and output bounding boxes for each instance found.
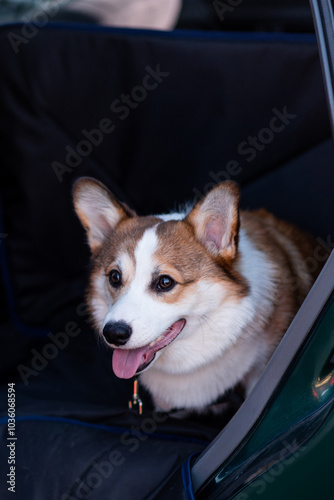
[103,321,132,346]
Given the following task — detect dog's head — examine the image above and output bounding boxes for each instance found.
[73,178,249,379]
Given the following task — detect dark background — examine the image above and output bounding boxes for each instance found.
[0,3,333,498]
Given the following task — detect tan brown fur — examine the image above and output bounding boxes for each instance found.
[236,209,328,390]
[154,219,249,303]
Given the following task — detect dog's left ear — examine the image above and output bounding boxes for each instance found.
[73,177,135,252]
[185,181,240,261]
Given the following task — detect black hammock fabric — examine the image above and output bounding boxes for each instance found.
[0,22,334,500]
[0,24,333,332]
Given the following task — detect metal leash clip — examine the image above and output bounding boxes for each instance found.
[128,378,143,414]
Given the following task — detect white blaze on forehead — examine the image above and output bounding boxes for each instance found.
[103,225,168,344]
[132,225,160,286]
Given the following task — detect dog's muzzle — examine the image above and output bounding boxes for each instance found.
[110,318,187,379]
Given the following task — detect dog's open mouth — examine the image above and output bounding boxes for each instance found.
[112,319,186,379]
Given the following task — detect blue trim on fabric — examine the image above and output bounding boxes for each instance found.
[181,453,198,500]
[0,193,49,337]
[2,21,317,45]
[0,414,210,446]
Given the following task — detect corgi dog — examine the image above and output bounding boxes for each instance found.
[73,177,322,413]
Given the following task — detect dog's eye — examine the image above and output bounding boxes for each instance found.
[109,269,122,288]
[157,275,175,292]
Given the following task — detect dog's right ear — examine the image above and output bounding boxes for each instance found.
[73,177,135,252]
[185,181,240,263]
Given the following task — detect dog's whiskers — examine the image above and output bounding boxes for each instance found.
[196,314,218,345]
[199,313,218,332]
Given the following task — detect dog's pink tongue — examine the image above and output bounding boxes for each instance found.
[112,347,147,379]
[112,320,186,379]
